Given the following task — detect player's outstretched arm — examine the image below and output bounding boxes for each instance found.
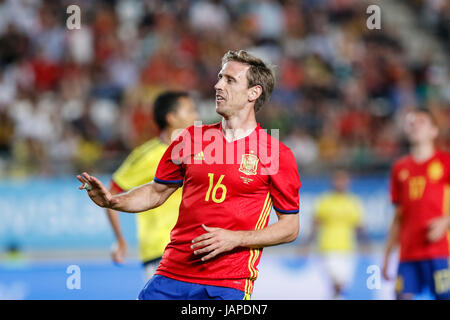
[77,172,180,213]
[191,212,299,261]
[382,206,401,280]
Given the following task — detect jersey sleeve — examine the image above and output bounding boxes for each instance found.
[269,148,301,214]
[154,130,188,185]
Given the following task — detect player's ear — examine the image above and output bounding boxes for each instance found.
[166,111,177,128]
[248,85,262,103]
[432,126,439,139]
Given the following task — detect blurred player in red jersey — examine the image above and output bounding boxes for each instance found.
[382,108,450,300]
[77,50,301,300]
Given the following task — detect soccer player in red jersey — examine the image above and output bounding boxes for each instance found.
[382,108,450,300]
[77,50,301,300]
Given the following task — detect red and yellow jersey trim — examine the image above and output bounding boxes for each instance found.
[443,184,450,253]
[244,192,272,295]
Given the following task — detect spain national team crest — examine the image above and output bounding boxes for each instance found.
[239,153,259,175]
[427,160,444,181]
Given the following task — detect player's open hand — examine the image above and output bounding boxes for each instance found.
[111,239,127,264]
[191,224,243,261]
[427,216,450,243]
[77,172,118,209]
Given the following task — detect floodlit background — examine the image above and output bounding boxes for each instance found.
[0,0,449,299]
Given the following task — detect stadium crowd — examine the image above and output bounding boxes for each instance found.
[410,0,449,51]
[0,0,449,177]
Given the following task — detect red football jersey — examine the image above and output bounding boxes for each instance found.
[390,150,450,262]
[153,122,301,294]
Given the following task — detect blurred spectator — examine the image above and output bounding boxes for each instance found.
[0,0,448,177]
[284,128,318,167]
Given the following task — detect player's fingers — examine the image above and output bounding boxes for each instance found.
[77,175,89,190]
[82,172,92,182]
[92,177,112,197]
[192,232,214,244]
[427,220,438,230]
[82,172,101,188]
[80,173,95,189]
[427,230,439,242]
[83,173,99,187]
[427,224,441,241]
[201,224,218,232]
[89,175,103,187]
[191,238,215,250]
[193,243,219,256]
[200,248,221,261]
[112,251,124,264]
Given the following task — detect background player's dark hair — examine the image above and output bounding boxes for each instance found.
[153,91,189,131]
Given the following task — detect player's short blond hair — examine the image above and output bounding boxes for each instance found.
[221,50,275,113]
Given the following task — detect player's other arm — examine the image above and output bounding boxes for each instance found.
[237,148,301,248]
[77,172,180,213]
[240,211,299,246]
[191,213,298,261]
[105,183,127,263]
[382,205,401,280]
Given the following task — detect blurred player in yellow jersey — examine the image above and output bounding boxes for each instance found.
[106,91,198,279]
[312,170,367,299]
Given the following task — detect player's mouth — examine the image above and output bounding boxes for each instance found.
[216,94,225,102]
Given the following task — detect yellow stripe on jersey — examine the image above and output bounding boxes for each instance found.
[245,193,272,295]
[256,197,272,230]
[254,193,271,230]
[112,138,182,263]
[443,184,450,215]
[248,193,270,279]
[244,279,251,296]
[443,184,450,252]
[243,292,251,300]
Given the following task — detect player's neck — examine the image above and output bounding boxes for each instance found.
[221,114,257,142]
[410,142,435,163]
[160,128,174,145]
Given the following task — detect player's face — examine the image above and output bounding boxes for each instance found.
[404,112,438,145]
[214,61,252,117]
[170,97,198,130]
[333,171,350,193]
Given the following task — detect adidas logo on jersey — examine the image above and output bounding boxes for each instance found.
[194,151,205,161]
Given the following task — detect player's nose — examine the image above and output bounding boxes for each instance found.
[214,79,224,91]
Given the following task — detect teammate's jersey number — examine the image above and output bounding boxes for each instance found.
[434,268,450,294]
[409,176,426,200]
[205,173,227,203]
